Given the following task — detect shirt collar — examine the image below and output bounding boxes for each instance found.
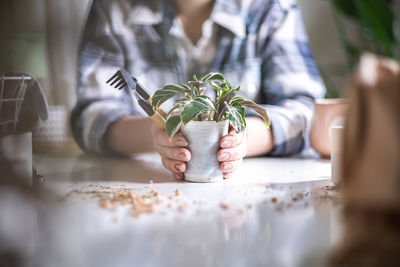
[125,1,163,25]
[211,0,249,39]
[126,0,249,39]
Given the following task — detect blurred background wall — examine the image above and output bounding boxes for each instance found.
[0,0,91,109]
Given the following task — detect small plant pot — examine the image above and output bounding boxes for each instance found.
[181,120,229,183]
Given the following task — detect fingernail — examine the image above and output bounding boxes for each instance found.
[218,152,230,161]
[221,140,232,148]
[178,152,185,160]
[175,139,187,146]
[222,163,232,172]
[175,163,185,172]
[174,174,183,180]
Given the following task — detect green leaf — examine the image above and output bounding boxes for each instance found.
[354,0,395,57]
[332,0,357,19]
[200,72,225,82]
[208,78,231,99]
[180,96,216,124]
[181,84,191,91]
[231,97,271,127]
[165,115,182,138]
[199,73,212,81]
[226,103,246,133]
[151,84,190,109]
[167,102,184,117]
[215,87,239,120]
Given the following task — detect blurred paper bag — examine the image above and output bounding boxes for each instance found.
[329,54,400,266]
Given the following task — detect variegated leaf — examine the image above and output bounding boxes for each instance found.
[200,72,225,82]
[181,95,216,124]
[226,103,246,133]
[151,84,190,109]
[215,86,240,120]
[230,97,271,127]
[165,115,182,138]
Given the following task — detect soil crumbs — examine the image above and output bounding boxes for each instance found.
[63,184,186,218]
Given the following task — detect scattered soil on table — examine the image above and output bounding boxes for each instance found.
[63,184,185,218]
[313,185,341,205]
[268,184,341,211]
[175,189,181,196]
[292,193,304,202]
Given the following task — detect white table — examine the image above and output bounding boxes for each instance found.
[1,153,341,267]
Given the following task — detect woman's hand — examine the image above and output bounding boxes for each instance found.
[151,124,191,180]
[218,127,247,179]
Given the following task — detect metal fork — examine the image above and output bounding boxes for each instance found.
[107,68,166,129]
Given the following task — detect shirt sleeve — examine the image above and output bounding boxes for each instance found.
[258,2,326,156]
[70,1,139,154]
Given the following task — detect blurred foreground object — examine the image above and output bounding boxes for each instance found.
[0,73,48,181]
[329,54,400,266]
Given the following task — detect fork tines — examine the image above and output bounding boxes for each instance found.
[106,71,127,90]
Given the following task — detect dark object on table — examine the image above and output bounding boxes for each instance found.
[0,73,48,186]
[32,168,45,187]
[0,73,48,136]
[329,54,400,266]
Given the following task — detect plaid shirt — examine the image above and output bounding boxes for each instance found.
[71,0,325,156]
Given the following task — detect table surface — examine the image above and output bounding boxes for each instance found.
[1,153,341,267]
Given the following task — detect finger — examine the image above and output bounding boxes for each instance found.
[153,127,188,147]
[161,157,187,173]
[220,159,242,174]
[171,172,184,180]
[220,129,243,148]
[218,145,246,161]
[155,145,191,162]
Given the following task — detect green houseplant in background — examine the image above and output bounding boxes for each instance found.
[321,0,399,98]
[329,0,399,67]
[151,72,270,183]
[310,0,399,156]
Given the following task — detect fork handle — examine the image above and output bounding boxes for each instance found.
[146,98,167,118]
[146,98,167,129]
[150,111,166,129]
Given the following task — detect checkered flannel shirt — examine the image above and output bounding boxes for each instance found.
[71,0,326,156]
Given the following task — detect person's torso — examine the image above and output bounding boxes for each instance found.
[105,0,286,111]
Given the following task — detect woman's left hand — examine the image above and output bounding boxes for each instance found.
[217,127,247,179]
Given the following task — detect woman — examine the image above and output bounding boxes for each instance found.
[71,0,325,179]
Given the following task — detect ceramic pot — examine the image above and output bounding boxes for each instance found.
[181,120,229,182]
[310,98,348,158]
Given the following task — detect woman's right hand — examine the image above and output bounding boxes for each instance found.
[150,124,191,180]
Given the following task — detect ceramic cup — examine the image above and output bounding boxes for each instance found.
[181,120,229,183]
[330,117,345,184]
[310,98,348,158]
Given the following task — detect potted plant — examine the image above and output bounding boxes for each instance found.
[151,72,270,183]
